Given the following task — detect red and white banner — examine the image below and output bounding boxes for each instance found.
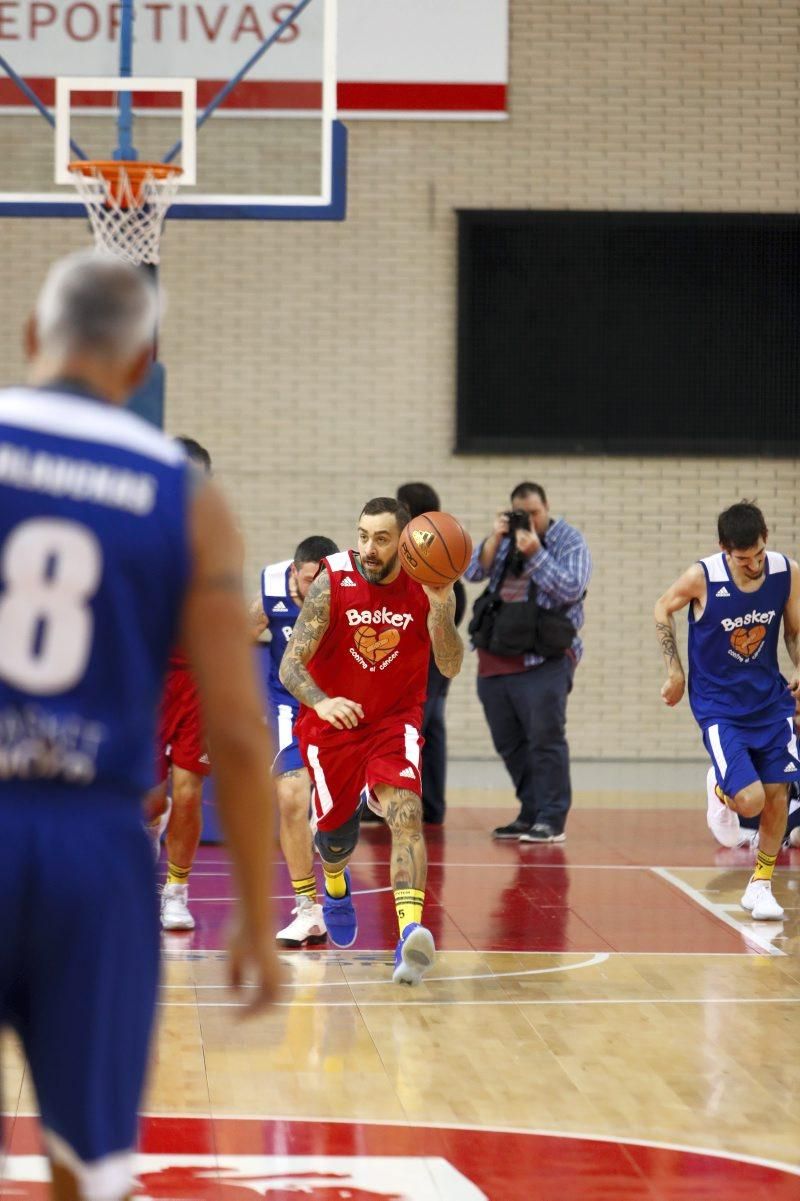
[0,0,509,118]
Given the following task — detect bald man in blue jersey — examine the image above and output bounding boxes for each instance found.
[655,501,800,921]
[0,252,281,1201]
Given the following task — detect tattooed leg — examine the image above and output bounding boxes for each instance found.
[276,768,314,881]
[377,785,428,891]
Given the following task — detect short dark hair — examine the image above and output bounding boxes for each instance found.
[718,501,768,550]
[293,535,338,567]
[511,481,547,505]
[360,496,411,533]
[396,481,440,519]
[176,436,212,473]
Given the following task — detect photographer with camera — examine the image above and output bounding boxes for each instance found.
[464,483,592,842]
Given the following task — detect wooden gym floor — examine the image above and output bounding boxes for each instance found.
[2,787,799,1199]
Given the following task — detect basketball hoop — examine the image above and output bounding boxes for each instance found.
[69,160,182,266]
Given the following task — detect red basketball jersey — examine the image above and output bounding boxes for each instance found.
[295,550,431,743]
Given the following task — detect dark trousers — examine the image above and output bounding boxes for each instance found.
[476,656,575,831]
[421,662,451,824]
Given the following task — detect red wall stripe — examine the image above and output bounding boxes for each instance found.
[0,78,506,112]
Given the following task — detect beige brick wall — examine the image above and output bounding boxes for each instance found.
[0,1,798,762]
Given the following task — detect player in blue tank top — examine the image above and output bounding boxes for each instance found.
[655,501,800,922]
[252,535,338,947]
[0,251,280,1201]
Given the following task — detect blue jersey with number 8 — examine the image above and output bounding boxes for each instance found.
[0,386,192,805]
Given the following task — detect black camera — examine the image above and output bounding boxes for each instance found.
[505,509,531,534]
[504,509,531,575]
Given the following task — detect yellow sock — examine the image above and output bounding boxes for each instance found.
[752,849,777,883]
[166,861,191,887]
[292,875,317,903]
[395,887,424,936]
[714,783,736,811]
[323,866,347,899]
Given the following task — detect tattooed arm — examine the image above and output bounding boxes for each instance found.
[423,583,464,679]
[783,560,800,702]
[653,563,705,708]
[248,595,268,641]
[278,569,365,730]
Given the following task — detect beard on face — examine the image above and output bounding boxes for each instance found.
[362,553,397,583]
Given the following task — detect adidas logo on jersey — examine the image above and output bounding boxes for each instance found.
[784,762,797,773]
[272,601,288,613]
[340,576,357,587]
[715,586,730,597]
[199,753,210,765]
[399,766,416,779]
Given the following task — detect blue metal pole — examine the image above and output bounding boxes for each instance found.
[114,0,137,160]
[162,0,316,164]
[0,56,88,160]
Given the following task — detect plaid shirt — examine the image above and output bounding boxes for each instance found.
[463,516,592,665]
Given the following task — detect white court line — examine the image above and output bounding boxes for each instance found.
[5,1110,799,1179]
[160,951,609,990]
[194,858,798,872]
[651,866,787,957]
[186,886,394,903]
[157,995,800,1009]
[159,949,789,961]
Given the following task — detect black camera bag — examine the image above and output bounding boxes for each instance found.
[469,577,576,659]
[467,587,503,650]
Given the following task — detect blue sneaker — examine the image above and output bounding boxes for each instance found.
[392,922,435,985]
[322,868,358,948]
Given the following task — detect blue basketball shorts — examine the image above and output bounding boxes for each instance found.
[268,699,305,776]
[703,715,800,799]
[0,794,159,1195]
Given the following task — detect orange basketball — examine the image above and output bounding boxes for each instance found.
[398,511,473,587]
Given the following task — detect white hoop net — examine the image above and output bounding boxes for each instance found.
[69,161,182,266]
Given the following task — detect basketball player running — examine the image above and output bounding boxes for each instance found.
[252,535,339,947]
[279,498,464,984]
[655,501,800,919]
[0,251,280,1201]
[147,436,216,931]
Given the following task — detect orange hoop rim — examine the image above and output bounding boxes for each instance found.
[68,160,183,185]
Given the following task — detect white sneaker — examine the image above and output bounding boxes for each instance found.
[161,882,195,930]
[739,828,759,851]
[789,826,800,848]
[276,896,327,948]
[705,768,742,848]
[146,796,172,862]
[740,878,785,921]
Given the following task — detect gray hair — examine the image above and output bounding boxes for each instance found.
[35,250,160,362]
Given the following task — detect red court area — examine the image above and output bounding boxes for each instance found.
[171,807,792,956]
[5,1115,799,1201]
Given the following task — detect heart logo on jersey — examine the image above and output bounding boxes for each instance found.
[730,624,766,658]
[353,626,401,663]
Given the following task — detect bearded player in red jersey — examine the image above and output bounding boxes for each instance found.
[279,497,464,985]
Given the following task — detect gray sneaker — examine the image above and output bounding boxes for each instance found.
[492,819,533,840]
[519,822,566,844]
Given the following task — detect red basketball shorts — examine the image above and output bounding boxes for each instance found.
[300,717,423,832]
[157,665,211,780]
